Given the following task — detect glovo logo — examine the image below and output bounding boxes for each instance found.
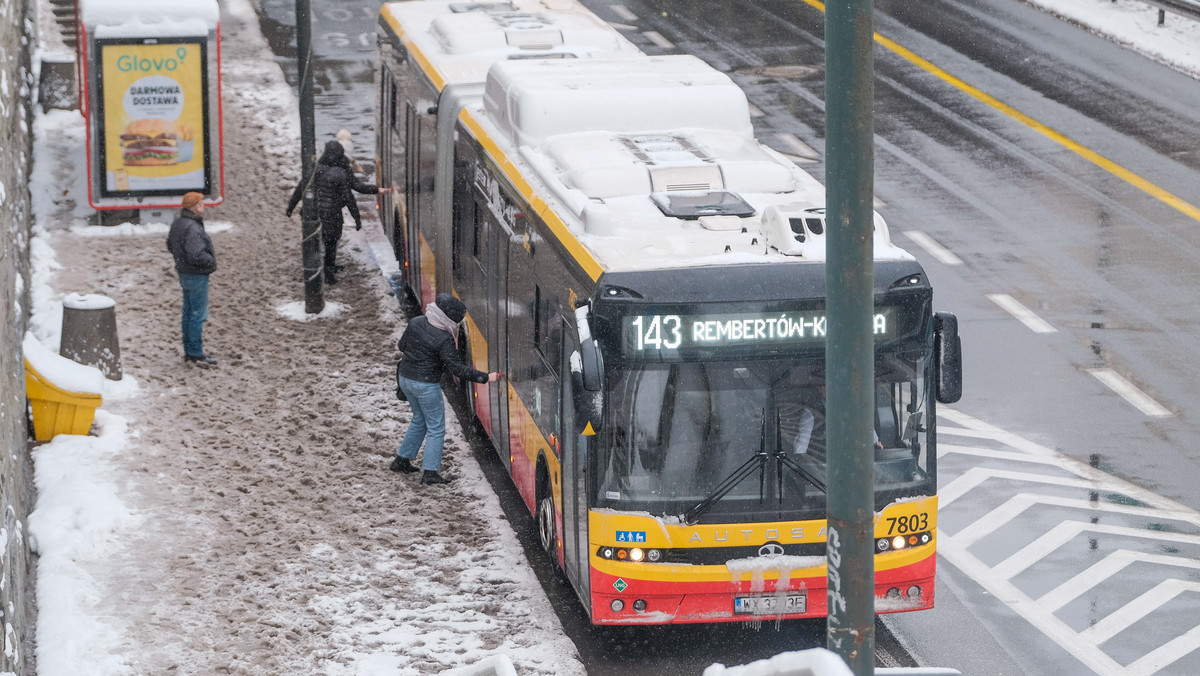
[117,46,189,73]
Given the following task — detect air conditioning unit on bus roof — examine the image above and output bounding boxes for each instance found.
[761,204,916,261]
[432,2,633,55]
[483,55,755,149]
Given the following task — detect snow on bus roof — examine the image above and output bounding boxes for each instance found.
[80,0,218,35]
[381,0,640,88]
[467,54,915,272]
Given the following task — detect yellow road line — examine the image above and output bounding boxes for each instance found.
[800,0,1200,223]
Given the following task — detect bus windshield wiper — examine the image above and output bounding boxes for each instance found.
[681,451,767,526]
[682,417,769,526]
[775,450,826,493]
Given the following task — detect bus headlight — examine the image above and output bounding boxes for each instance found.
[629,548,645,562]
[891,535,907,551]
[647,549,662,562]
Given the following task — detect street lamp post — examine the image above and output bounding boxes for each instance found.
[294,0,324,314]
[825,0,877,673]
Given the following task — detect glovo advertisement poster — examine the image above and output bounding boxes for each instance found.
[97,38,210,197]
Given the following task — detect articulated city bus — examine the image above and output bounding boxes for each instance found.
[376,0,962,625]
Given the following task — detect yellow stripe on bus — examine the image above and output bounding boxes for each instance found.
[459,111,606,281]
[799,0,1200,223]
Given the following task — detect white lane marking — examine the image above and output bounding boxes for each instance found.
[609,4,638,21]
[902,230,964,265]
[940,408,1198,515]
[774,132,821,160]
[643,31,675,49]
[1079,578,1200,644]
[987,293,1057,333]
[938,467,1095,507]
[748,102,765,118]
[1089,368,1172,417]
[937,443,1066,464]
[1128,622,1200,676]
[1039,549,1200,612]
[991,521,1200,581]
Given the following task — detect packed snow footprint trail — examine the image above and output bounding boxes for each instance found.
[27,0,584,673]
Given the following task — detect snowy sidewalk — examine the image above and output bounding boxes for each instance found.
[25,0,584,674]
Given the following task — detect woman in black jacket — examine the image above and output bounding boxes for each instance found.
[286,139,385,284]
[391,293,502,484]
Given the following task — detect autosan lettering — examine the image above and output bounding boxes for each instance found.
[687,526,817,543]
[117,46,190,73]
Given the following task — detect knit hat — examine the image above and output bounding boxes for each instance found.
[181,192,204,210]
[435,293,467,323]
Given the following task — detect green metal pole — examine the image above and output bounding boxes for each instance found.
[295,0,324,314]
[825,0,876,673]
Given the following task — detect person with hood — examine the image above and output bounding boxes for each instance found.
[391,293,503,485]
[166,192,218,366]
[286,139,386,285]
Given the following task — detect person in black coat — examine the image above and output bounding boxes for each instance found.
[286,139,386,285]
[391,293,503,485]
[166,192,218,366]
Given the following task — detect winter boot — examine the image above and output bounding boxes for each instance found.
[324,268,338,285]
[421,470,451,485]
[389,456,418,474]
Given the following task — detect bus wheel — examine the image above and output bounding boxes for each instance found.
[536,492,556,556]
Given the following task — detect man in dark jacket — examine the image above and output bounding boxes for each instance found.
[286,139,383,285]
[166,192,218,366]
[392,293,502,484]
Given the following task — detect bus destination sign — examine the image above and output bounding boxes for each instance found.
[622,308,897,356]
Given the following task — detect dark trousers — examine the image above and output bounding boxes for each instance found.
[321,221,343,270]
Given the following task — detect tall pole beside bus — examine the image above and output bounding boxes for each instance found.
[825,0,876,673]
[295,0,324,314]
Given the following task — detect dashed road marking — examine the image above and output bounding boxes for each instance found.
[1088,368,1171,417]
[902,230,963,266]
[642,31,675,49]
[609,4,638,22]
[987,293,1057,333]
[773,132,821,161]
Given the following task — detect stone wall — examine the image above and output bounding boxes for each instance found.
[0,0,37,671]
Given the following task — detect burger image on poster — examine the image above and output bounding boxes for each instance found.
[119,74,190,167]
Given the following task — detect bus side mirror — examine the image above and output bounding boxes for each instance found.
[934,311,962,404]
[572,305,604,435]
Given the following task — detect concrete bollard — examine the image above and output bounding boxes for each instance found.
[38,55,78,112]
[60,293,123,380]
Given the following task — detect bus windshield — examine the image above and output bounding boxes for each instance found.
[593,355,933,523]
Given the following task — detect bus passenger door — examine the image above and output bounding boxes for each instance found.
[559,328,591,605]
[404,102,421,301]
[485,213,511,471]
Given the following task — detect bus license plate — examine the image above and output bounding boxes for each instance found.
[734,594,806,614]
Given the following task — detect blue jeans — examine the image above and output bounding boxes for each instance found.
[396,375,447,472]
[178,273,210,357]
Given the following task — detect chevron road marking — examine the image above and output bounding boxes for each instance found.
[1129,624,1200,676]
[935,408,1200,673]
[1044,552,1200,615]
[939,536,1127,674]
[945,492,1200,551]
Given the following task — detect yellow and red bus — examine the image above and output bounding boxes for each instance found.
[375,0,962,625]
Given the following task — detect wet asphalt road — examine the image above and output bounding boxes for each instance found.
[251,0,1200,673]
